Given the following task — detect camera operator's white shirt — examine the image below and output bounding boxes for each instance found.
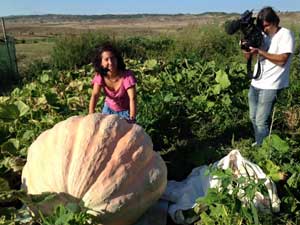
[251,27,295,90]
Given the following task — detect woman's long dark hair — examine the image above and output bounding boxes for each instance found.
[92,43,126,76]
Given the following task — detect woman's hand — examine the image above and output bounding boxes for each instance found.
[126,117,136,124]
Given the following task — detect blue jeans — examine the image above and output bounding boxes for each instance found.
[248,86,279,145]
[102,103,130,120]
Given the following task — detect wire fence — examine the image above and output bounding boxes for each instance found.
[1,18,19,92]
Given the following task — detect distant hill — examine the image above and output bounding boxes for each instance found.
[3,11,299,24]
[3,11,299,40]
[3,12,237,23]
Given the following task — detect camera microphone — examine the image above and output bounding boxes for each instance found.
[225,19,241,35]
[224,9,263,80]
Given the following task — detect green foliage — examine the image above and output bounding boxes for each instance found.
[51,32,109,70]
[118,36,174,60]
[0,67,93,189]
[0,37,19,93]
[171,25,242,63]
[22,59,51,82]
[193,167,273,225]
[39,204,92,225]
[0,191,93,224]
[49,24,242,72]
[237,134,300,224]
[0,28,299,225]
[128,58,249,152]
[244,134,293,182]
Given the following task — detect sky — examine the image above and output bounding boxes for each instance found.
[1,0,300,17]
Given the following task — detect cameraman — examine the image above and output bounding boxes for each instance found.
[242,7,295,146]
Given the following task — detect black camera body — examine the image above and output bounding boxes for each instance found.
[225,10,264,79]
[225,10,263,52]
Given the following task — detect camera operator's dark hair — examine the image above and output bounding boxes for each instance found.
[92,43,126,75]
[257,7,280,27]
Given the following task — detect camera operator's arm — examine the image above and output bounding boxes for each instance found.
[249,47,290,66]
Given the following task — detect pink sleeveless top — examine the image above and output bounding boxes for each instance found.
[92,70,136,112]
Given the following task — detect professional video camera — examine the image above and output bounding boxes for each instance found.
[225,10,264,79]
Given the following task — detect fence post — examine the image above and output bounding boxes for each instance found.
[1,18,7,41]
[1,17,19,80]
[1,18,13,70]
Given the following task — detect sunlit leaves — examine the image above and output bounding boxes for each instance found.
[267,134,289,154]
[39,203,92,225]
[40,73,50,83]
[265,159,282,182]
[195,167,270,225]
[0,56,298,225]
[14,101,30,117]
[221,94,232,106]
[163,93,179,103]
[211,70,231,95]
[215,69,231,89]
[143,59,158,70]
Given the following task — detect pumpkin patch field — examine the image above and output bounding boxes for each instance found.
[1,22,300,224]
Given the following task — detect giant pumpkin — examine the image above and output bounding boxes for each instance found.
[21,114,167,225]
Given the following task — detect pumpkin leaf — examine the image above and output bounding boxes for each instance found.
[22,130,35,141]
[287,172,300,189]
[40,73,50,83]
[212,84,221,95]
[0,177,10,191]
[14,101,30,117]
[270,134,289,154]
[205,101,215,111]
[175,73,183,82]
[0,104,19,121]
[163,93,178,103]
[144,59,157,70]
[1,138,20,156]
[45,92,60,106]
[221,94,232,106]
[36,95,48,106]
[265,159,282,182]
[215,70,231,89]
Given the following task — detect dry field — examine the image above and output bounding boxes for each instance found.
[4,14,232,71]
[4,12,300,39]
[2,12,299,73]
[4,14,229,38]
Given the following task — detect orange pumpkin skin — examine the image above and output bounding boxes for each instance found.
[22,114,167,225]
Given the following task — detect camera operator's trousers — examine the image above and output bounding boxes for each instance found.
[248,85,279,145]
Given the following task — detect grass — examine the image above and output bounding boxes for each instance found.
[10,13,300,77]
[15,41,54,72]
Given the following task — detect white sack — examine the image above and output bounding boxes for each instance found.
[162,149,280,224]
